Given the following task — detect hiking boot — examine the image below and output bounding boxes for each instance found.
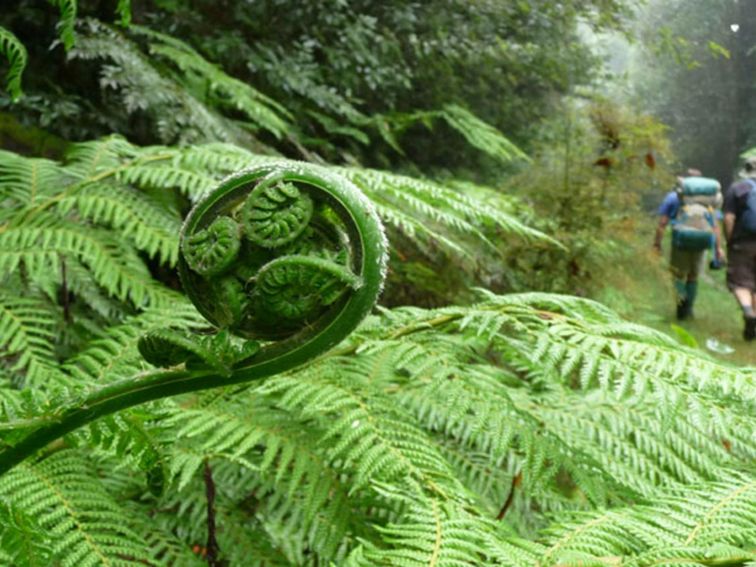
[744,317,756,341]
[676,298,691,321]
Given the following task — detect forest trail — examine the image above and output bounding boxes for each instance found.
[599,226,756,366]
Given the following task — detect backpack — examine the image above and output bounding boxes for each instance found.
[671,177,720,251]
[739,178,756,234]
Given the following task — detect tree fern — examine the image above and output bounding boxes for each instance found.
[0,154,753,566]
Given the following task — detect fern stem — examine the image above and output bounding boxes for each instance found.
[0,368,207,475]
[0,315,368,474]
[203,460,221,567]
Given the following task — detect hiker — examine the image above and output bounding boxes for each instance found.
[654,171,724,320]
[723,156,756,340]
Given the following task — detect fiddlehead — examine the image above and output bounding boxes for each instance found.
[0,162,388,474]
[181,216,241,277]
[248,255,361,338]
[240,180,313,248]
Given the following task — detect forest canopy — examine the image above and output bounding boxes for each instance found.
[0,1,754,566]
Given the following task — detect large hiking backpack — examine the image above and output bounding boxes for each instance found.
[671,176,720,251]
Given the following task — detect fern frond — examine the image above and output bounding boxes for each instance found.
[61,258,126,319]
[115,164,217,201]
[173,142,262,174]
[0,450,154,565]
[72,23,244,145]
[0,27,27,101]
[348,496,533,567]
[0,150,66,204]
[115,0,131,27]
[343,167,555,248]
[48,0,78,50]
[164,395,358,559]
[133,25,292,139]
[538,472,756,565]
[0,223,178,308]
[372,104,529,164]
[0,293,58,385]
[438,104,531,163]
[0,499,53,566]
[63,134,143,179]
[57,183,181,264]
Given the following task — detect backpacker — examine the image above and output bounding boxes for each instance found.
[671,176,720,251]
[739,178,756,234]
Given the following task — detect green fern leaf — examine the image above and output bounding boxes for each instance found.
[0,293,58,384]
[0,27,27,101]
[0,450,154,565]
[0,224,178,308]
[48,0,77,50]
[57,184,181,265]
[438,104,531,163]
[116,0,131,27]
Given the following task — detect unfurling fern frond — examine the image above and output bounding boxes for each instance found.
[0,27,27,101]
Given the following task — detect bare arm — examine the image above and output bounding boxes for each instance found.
[724,212,736,244]
[713,222,725,260]
[654,216,669,250]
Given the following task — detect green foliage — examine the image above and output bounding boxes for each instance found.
[502,99,674,294]
[630,0,756,185]
[0,450,153,565]
[0,0,616,176]
[1,2,753,566]
[0,27,26,101]
[0,286,753,565]
[48,0,77,50]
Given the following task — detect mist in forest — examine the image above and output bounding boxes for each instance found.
[617,0,756,186]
